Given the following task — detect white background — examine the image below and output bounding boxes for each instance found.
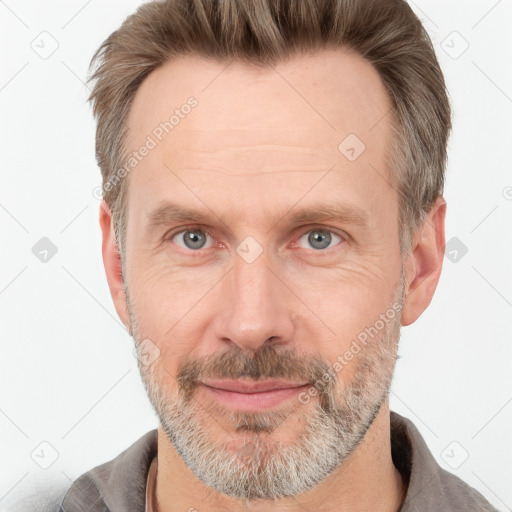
[1,1,511,510]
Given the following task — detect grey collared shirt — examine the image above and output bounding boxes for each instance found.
[59,412,498,511]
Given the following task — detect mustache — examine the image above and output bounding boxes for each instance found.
[176,344,336,399]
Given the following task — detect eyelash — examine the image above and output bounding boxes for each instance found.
[164,225,347,254]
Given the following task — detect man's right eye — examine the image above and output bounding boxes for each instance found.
[171,229,214,251]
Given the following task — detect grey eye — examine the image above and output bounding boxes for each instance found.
[172,229,211,250]
[298,230,342,250]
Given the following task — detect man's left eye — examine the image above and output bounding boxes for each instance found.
[296,230,342,250]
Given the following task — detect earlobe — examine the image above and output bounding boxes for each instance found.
[401,197,446,326]
[99,201,129,330]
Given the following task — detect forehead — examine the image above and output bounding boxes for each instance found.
[123,49,396,228]
[126,48,392,153]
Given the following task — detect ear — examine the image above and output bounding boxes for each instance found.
[401,196,446,326]
[99,200,130,331]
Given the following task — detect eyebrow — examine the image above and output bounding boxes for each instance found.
[146,201,369,230]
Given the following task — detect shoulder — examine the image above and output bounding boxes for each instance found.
[59,473,107,512]
[59,429,158,512]
[436,469,499,511]
[391,412,498,512]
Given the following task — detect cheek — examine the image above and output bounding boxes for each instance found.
[128,263,214,364]
[286,256,401,342]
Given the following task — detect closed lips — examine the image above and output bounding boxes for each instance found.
[200,379,310,393]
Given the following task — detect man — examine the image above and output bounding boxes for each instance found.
[60,0,497,510]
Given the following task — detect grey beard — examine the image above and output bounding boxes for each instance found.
[137,333,398,500]
[128,279,403,500]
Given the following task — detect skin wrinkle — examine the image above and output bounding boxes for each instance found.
[167,167,332,176]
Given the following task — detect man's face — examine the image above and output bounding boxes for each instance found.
[121,49,405,499]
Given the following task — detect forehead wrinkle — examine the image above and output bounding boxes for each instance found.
[163,143,339,176]
[169,166,333,177]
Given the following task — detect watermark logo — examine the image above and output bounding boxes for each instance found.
[441,441,469,469]
[441,31,469,60]
[236,236,263,264]
[338,134,366,162]
[31,31,59,60]
[32,237,58,263]
[134,338,161,367]
[30,441,59,469]
[444,236,468,263]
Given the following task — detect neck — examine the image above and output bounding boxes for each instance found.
[154,402,405,512]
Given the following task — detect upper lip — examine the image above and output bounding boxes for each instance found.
[200,379,309,393]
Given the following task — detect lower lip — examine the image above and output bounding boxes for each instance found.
[200,384,310,412]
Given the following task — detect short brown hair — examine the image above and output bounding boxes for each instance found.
[88,0,451,256]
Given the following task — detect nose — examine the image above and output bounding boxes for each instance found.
[212,252,296,352]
